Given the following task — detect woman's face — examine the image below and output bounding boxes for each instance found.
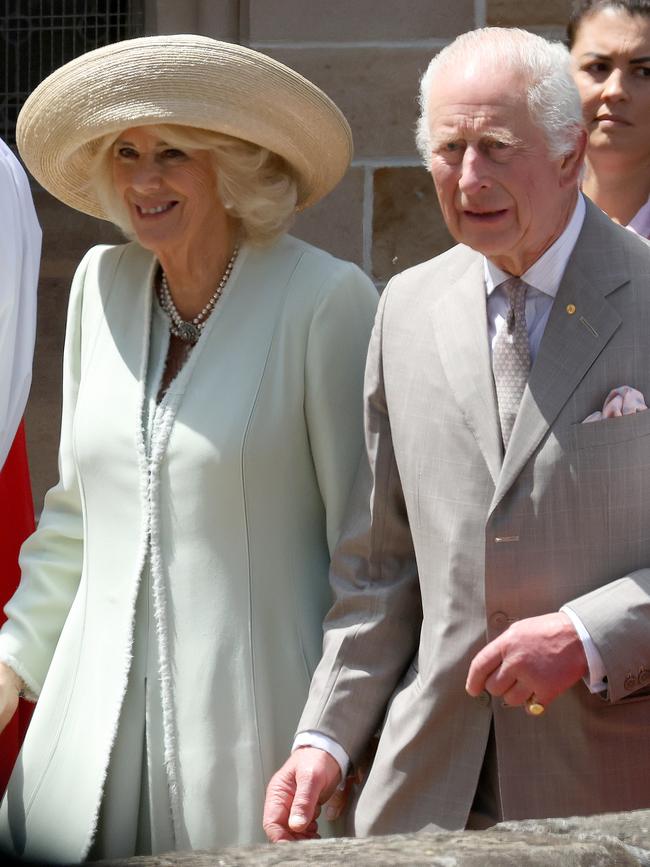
[111,126,227,255]
[571,8,650,162]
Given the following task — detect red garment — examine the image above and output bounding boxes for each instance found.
[0,421,35,793]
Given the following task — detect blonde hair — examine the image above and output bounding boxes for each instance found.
[88,124,299,245]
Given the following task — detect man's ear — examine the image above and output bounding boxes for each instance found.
[559,128,588,187]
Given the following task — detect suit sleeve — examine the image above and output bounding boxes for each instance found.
[298,280,423,766]
[0,249,95,698]
[565,571,650,703]
[304,262,378,555]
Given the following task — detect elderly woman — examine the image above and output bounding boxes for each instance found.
[569,0,650,236]
[0,36,377,862]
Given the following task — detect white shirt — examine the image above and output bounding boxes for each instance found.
[296,193,607,778]
[0,137,41,471]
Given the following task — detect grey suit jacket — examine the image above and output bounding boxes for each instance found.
[298,199,650,835]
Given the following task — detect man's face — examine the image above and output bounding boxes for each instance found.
[427,65,581,275]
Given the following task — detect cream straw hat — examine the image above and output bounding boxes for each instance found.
[16,34,353,218]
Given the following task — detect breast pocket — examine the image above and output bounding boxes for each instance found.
[571,409,650,553]
[572,408,650,449]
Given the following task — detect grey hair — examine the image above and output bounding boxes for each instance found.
[88,124,299,246]
[416,27,584,169]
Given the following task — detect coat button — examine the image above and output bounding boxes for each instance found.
[477,690,491,707]
[638,667,650,686]
[489,611,509,632]
[624,673,637,691]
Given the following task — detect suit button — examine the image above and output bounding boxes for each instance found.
[639,667,650,686]
[489,611,509,632]
[624,673,637,691]
[477,690,491,707]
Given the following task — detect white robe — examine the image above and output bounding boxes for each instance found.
[0,138,41,470]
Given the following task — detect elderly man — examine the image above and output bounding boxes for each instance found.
[263,26,650,839]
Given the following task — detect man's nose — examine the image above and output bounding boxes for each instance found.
[601,68,628,102]
[458,147,489,193]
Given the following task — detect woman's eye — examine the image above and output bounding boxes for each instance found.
[161,148,186,160]
[583,62,609,75]
[116,146,138,159]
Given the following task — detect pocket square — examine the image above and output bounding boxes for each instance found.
[583,386,648,423]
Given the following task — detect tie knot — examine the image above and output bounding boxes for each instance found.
[501,277,528,334]
[501,276,528,303]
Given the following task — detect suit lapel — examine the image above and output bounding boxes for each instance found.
[430,251,503,486]
[490,201,627,512]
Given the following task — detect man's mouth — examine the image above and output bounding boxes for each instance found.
[463,208,508,220]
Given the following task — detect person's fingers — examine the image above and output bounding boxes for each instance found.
[288,765,327,831]
[323,784,348,821]
[0,665,21,734]
[263,762,302,842]
[500,679,534,708]
[466,639,504,695]
[484,665,516,698]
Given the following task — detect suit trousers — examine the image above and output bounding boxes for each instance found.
[466,724,502,830]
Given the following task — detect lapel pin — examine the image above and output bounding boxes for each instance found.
[579,316,599,338]
[566,304,576,315]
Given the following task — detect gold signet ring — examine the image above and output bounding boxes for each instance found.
[525,696,545,716]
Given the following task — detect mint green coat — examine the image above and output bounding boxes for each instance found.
[0,235,377,861]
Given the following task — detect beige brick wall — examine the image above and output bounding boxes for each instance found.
[26,0,576,506]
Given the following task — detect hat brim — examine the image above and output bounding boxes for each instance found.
[16,35,353,218]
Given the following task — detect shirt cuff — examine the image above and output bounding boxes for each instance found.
[292,730,350,783]
[560,605,608,693]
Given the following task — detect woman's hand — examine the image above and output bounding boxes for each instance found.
[0,662,22,733]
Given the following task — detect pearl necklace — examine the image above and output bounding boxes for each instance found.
[158,245,239,345]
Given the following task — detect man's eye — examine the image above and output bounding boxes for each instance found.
[488,140,508,149]
[632,66,650,78]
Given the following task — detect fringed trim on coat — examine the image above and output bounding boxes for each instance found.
[148,393,185,843]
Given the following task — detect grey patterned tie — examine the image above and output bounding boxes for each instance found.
[493,277,531,449]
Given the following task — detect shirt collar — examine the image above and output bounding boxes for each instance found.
[628,194,650,239]
[484,193,586,299]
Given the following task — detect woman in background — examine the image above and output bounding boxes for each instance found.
[568,0,650,236]
[0,35,377,862]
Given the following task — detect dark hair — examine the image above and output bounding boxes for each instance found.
[567,0,650,46]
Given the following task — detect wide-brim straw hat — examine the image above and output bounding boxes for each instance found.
[16,34,353,218]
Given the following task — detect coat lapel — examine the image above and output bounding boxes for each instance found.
[490,201,627,512]
[430,251,503,486]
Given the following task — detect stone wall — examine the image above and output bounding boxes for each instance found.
[25,0,572,506]
[95,809,650,865]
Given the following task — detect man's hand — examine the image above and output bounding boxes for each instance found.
[263,747,341,842]
[466,612,588,710]
[0,662,21,733]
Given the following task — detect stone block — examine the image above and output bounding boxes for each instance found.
[151,0,240,39]
[265,47,433,160]
[248,0,475,42]
[487,0,572,27]
[26,191,122,511]
[372,166,454,283]
[98,809,650,865]
[293,167,365,266]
